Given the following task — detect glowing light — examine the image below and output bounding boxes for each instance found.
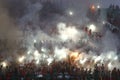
[102,21,105,24]
[41,40,44,43]
[108,62,113,70]
[36,60,40,64]
[43,54,47,58]
[18,56,25,63]
[33,50,41,63]
[80,58,87,65]
[93,56,97,59]
[54,47,69,60]
[34,39,37,43]
[34,50,40,57]
[41,47,47,52]
[47,58,53,65]
[88,24,96,32]
[68,11,74,16]
[27,50,31,54]
[107,54,112,59]
[107,51,116,59]
[91,5,95,10]
[57,22,66,31]
[97,5,100,9]
[1,62,7,68]
[114,56,118,60]
[94,56,101,63]
[57,23,79,41]
[70,51,79,59]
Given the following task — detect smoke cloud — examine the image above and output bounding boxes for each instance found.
[0,0,119,69]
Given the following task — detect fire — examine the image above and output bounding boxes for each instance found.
[80,58,87,65]
[18,56,25,63]
[88,24,96,32]
[47,57,53,65]
[54,47,69,60]
[57,22,80,42]
[1,62,7,68]
[69,51,80,62]
[108,62,113,70]
[70,51,79,58]
[91,5,95,10]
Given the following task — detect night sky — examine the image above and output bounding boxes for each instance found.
[82,0,120,7]
[63,0,120,7]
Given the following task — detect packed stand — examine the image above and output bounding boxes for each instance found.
[0,61,120,80]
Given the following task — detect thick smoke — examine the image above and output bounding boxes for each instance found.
[0,1,23,57]
[0,0,120,69]
[102,31,119,52]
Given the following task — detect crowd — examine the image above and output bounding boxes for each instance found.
[107,4,120,27]
[0,61,120,80]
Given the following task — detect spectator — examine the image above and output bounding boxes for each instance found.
[111,68,117,80]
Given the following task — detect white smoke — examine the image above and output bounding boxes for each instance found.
[54,47,69,61]
[57,22,85,42]
[0,0,120,70]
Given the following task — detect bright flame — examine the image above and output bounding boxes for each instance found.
[18,56,25,63]
[70,51,79,59]
[41,47,47,52]
[1,62,7,68]
[88,24,96,32]
[94,56,102,63]
[108,62,113,70]
[47,58,53,65]
[91,5,95,10]
[54,47,69,60]
[34,50,40,57]
[58,22,79,42]
[80,58,87,65]
[36,60,40,64]
[33,50,41,62]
